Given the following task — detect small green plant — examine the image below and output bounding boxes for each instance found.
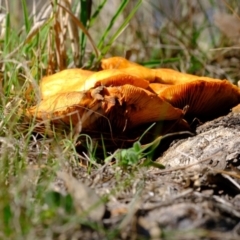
[105,125,193,169]
[104,124,163,168]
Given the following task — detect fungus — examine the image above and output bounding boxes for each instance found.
[101,57,156,82]
[101,56,139,69]
[82,69,149,90]
[27,56,240,138]
[148,83,172,94]
[40,68,149,100]
[27,85,183,132]
[101,56,226,85]
[40,68,94,99]
[157,79,240,120]
[100,85,183,131]
[152,69,221,85]
[26,90,103,130]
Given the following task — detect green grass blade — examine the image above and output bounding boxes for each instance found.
[3,13,10,54]
[21,0,31,33]
[80,0,92,64]
[89,0,107,28]
[141,58,181,68]
[101,134,107,160]
[3,13,11,96]
[97,0,130,50]
[80,0,91,27]
[100,0,142,57]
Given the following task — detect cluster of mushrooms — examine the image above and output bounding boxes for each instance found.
[26,57,240,139]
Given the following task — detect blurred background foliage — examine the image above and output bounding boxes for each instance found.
[0,0,240,81]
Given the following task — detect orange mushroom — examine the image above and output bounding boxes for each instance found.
[101,57,240,120]
[40,68,149,100]
[101,56,139,69]
[101,57,157,82]
[101,56,226,85]
[26,90,102,130]
[27,85,183,132]
[40,68,94,99]
[99,85,183,131]
[81,69,149,90]
[152,68,222,85]
[157,79,240,120]
[27,56,240,138]
[148,83,172,95]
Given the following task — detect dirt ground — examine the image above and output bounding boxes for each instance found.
[51,112,240,240]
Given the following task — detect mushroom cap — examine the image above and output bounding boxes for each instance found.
[158,79,240,119]
[98,85,183,131]
[27,85,183,132]
[101,57,156,82]
[40,68,149,100]
[40,68,94,99]
[80,69,149,90]
[29,57,240,135]
[148,83,172,94]
[153,68,224,85]
[101,57,226,85]
[27,90,103,130]
[101,56,139,69]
